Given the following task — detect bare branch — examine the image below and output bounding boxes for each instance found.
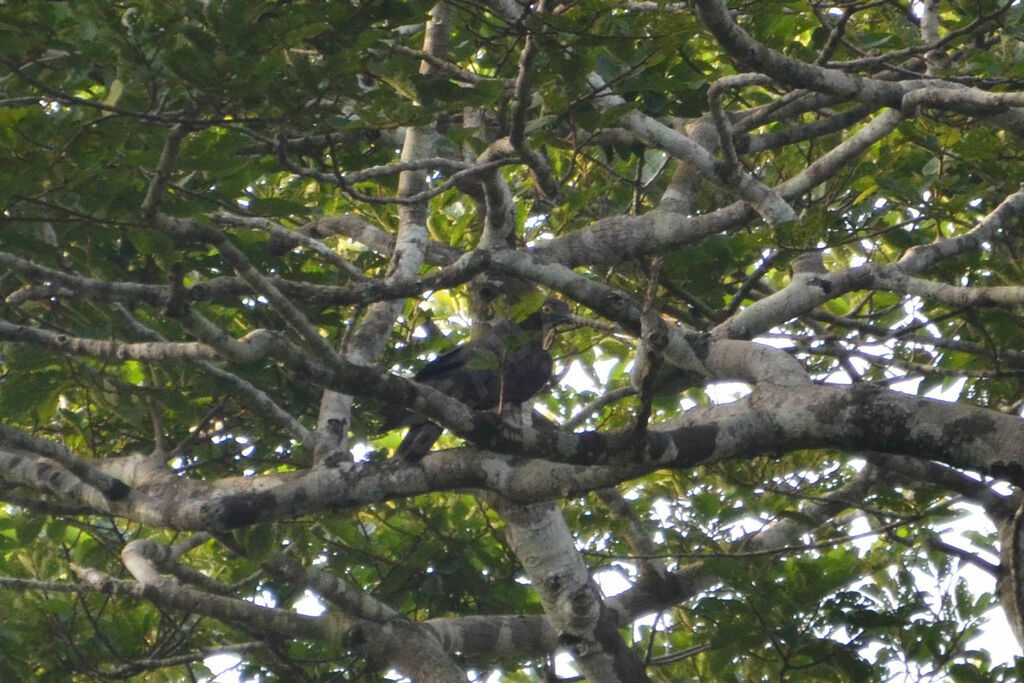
[586,72,797,224]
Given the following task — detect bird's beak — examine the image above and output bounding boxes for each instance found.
[543,328,559,351]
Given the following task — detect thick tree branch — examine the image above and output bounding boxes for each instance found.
[496,499,651,682]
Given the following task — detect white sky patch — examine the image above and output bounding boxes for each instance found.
[524,214,546,231]
[561,359,601,394]
[202,654,245,682]
[561,356,619,394]
[247,589,276,608]
[294,590,327,616]
[351,441,372,463]
[704,381,751,404]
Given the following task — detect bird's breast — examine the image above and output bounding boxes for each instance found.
[499,347,553,404]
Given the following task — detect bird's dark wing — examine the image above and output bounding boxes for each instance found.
[391,304,565,461]
[413,340,483,382]
[413,328,511,407]
[391,341,493,460]
[377,345,477,432]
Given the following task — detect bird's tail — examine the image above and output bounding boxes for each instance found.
[394,418,444,462]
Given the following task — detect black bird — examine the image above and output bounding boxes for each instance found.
[392,298,573,461]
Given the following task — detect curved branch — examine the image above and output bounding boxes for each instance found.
[586,72,797,224]
[713,187,1024,340]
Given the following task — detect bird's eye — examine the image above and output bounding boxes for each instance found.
[542,305,552,313]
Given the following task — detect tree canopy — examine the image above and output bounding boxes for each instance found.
[3,0,1024,680]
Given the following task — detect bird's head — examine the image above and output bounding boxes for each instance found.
[508,295,574,340]
[535,297,573,350]
[538,297,573,331]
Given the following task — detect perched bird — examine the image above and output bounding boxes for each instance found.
[392,298,573,461]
